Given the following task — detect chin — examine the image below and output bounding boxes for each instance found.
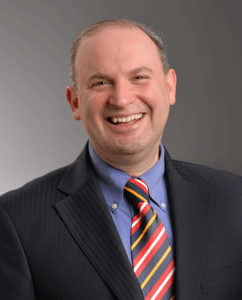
[108,140,147,156]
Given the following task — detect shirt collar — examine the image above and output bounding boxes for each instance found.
[89,142,130,209]
[139,144,166,208]
[88,141,166,210]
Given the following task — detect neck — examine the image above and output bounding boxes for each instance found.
[93,146,160,177]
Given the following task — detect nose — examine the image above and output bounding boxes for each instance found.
[108,80,135,109]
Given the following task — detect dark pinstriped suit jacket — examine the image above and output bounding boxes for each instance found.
[1,143,242,299]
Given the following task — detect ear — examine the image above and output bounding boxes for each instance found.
[166,68,177,106]
[66,86,81,120]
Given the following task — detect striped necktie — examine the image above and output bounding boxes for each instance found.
[124,178,175,300]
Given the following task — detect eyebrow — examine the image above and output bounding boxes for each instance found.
[129,67,154,75]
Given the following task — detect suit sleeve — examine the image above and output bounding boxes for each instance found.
[0,203,36,300]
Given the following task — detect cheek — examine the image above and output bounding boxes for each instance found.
[140,81,166,104]
[136,85,157,109]
[145,88,157,99]
[141,88,162,112]
[81,95,106,128]
[145,87,171,125]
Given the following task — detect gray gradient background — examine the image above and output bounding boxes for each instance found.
[1,0,242,194]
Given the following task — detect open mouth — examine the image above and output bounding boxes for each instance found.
[107,113,143,125]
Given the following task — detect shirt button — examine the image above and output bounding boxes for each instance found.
[161,203,166,208]
[112,203,118,209]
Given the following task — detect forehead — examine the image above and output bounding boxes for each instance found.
[75,26,161,71]
[86,26,156,46]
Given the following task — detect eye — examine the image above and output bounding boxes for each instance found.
[134,75,148,80]
[92,81,107,87]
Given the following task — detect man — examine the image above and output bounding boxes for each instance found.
[0,19,242,300]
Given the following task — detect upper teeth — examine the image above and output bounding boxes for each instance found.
[111,114,143,124]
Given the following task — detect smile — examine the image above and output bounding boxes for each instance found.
[109,113,143,124]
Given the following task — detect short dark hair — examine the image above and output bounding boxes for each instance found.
[70,19,170,90]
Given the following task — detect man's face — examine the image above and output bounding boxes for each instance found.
[67,26,176,166]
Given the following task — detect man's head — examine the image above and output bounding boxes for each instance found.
[66,19,177,176]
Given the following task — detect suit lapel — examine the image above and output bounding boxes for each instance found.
[55,145,144,300]
[165,150,212,300]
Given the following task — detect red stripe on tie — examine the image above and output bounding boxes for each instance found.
[129,178,149,196]
[156,272,175,300]
[133,223,167,277]
[152,269,175,300]
[132,212,141,223]
[145,260,175,300]
[131,203,150,235]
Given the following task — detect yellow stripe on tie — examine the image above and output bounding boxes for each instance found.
[141,246,171,289]
[170,295,175,300]
[131,211,157,250]
[124,187,148,203]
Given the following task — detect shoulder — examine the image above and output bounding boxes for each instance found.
[0,164,70,207]
[172,159,242,196]
[0,143,91,209]
[172,158,242,181]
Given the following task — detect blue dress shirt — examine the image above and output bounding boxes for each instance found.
[89,142,173,264]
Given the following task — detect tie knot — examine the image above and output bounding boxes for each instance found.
[124,178,150,206]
